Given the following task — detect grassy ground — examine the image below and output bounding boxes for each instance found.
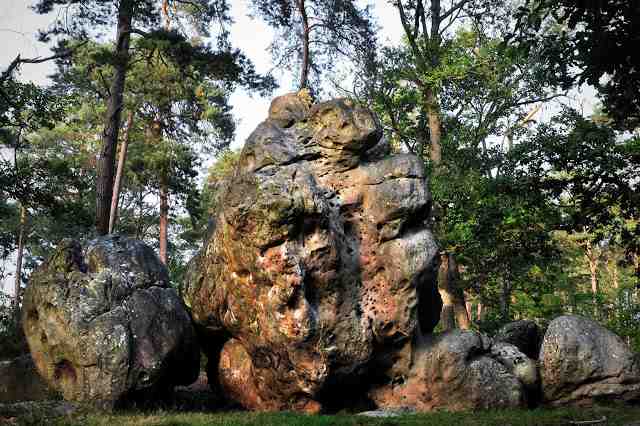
[42,405,640,426]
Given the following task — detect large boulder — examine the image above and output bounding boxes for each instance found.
[21,236,200,408]
[369,331,528,411]
[540,315,640,405]
[183,93,442,412]
[0,355,58,403]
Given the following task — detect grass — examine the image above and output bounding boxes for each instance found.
[42,405,640,426]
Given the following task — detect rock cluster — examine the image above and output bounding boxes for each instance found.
[15,93,640,414]
[21,236,199,407]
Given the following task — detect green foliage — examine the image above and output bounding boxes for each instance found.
[250,0,376,92]
[0,292,27,360]
[515,0,640,129]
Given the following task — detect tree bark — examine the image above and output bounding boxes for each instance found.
[585,240,599,295]
[437,252,471,330]
[425,89,442,166]
[159,175,169,265]
[95,0,134,235]
[297,0,310,89]
[109,111,134,234]
[13,204,27,318]
[500,276,512,322]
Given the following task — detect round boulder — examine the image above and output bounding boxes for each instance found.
[21,236,200,407]
[540,315,640,405]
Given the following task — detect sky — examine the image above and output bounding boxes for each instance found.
[0,0,404,295]
[0,1,405,151]
[0,0,596,295]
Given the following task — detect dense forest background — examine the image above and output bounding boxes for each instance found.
[1,0,639,357]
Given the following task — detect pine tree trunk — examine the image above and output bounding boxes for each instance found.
[297,0,310,89]
[109,111,134,234]
[13,204,27,319]
[95,0,134,235]
[425,89,442,166]
[159,175,169,265]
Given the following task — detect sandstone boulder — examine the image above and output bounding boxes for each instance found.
[22,236,200,407]
[540,315,640,405]
[0,355,58,402]
[494,320,542,359]
[183,93,441,412]
[369,330,528,411]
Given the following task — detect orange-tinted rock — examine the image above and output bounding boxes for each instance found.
[184,93,441,411]
[369,331,527,411]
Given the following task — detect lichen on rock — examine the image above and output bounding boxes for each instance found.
[183,93,443,412]
[21,235,200,408]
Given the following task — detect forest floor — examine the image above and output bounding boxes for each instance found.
[2,404,635,426]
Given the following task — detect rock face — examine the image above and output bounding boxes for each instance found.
[183,93,442,412]
[21,236,200,407]
[540,315,640,405]
[0,355,58,402]
[494,320,542,359]
[369,331,528,411]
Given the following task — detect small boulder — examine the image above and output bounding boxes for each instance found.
[369,330,527,411]
[21,236,200,408]
[540,315,640,405]
[0,355,58,402]
[494,320,542,359]
[490,342,539,395]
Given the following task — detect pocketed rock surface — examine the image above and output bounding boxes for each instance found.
[184,93,537,412]
[21,236,199,408]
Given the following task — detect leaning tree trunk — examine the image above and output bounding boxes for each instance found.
[95,0,134,235]
[438,252,471,330]
[297,0,310,90]
[13,204,27,319]
[108,111,134,234]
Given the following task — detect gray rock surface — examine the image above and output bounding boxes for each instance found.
[21,235,200,407]
[369,330,527,411]
[540,315,640,405]
[491,342,539,391]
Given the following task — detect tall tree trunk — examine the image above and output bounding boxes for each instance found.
[95,0,134,235]
[437,252,471,330]
[585,240,599,295]
[585,240,600,317]
[297,0,310,89]
[425,89,442,166]
[500,277,512,322]
[109,111,134,234]
[159,175,169,265]
[13,204,27,319]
